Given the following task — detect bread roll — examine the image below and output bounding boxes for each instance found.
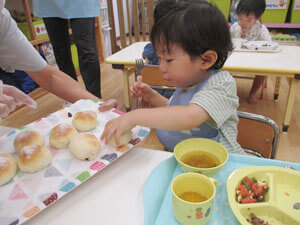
[14,130,44,153]
[0,153,17,186]
[49,123,78,149]
[72,111,98,131]
[17,145,52,173]
[109,130,133,147]
[69,133,101,160]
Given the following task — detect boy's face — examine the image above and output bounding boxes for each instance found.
[156,44,206,88]
[237,13,258,30]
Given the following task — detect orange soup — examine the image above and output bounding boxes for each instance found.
[181,151,220,168]
[179,191,208,203]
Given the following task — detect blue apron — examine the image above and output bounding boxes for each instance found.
[156,71,220,151]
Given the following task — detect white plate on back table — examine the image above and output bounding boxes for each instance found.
[233,39,280,53]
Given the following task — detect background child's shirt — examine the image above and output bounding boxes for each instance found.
[143,43,159,65]
[156,70,244,154]
[230,21,272,41]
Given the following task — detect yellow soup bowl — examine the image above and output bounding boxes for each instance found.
[174,138,228,176]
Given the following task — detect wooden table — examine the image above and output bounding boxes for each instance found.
[105,42,300,132]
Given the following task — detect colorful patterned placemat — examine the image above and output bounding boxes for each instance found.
[0,99,150,225]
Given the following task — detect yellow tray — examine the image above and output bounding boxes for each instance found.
[227,166,300,225]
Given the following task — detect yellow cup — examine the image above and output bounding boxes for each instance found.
[171,172,217,225]
[174,138,228,176]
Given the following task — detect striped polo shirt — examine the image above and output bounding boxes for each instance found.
[190,70,244,154]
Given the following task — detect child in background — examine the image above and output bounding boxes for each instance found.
[230,0,271,104]
[101,1,244,154]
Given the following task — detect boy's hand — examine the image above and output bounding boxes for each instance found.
[100,113,135,146]
[130,76,153,107]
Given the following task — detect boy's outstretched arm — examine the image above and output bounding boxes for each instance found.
[101,103,210,146]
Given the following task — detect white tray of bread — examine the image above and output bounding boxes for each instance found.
[0,99,150,225]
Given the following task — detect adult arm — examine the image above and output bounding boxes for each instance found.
[0,9,117,109]
[26,64,98,103]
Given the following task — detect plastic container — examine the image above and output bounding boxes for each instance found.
[261,0,291,23]
[290,0,300,23]
[102,25,112,58]
[100,6,109,27]
[17,19,48,40]
[208,0,232,21]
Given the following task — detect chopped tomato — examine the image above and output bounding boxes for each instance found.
[236,176,269,204]
[241,197,257,204]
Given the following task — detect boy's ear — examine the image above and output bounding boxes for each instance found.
[199,50,218,70]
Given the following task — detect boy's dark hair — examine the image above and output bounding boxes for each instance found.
[236,0,266,18]
[154,0,176,23]
[150,1,232,70]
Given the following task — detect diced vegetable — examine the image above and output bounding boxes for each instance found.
[236,176,268,204]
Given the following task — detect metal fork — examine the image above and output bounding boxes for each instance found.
[135,58,144,108]
[135,58,144,81]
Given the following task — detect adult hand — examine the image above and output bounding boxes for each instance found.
[0,103,10,123]
[0,81,37,122]
[98,98,118,112]
[130,76,153,107]
[1,81,37,108]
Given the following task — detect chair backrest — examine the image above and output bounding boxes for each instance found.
[237,111,280,159]
[110,0,157,50]
[141,64,175,90]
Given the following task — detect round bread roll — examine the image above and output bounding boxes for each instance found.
[14,130,44,153]
[0,153,17,186]
[72,111,98,131]
[109,130,133,147]
[17,145,52,173]
[69,133,101,160]
[49,123,78,149]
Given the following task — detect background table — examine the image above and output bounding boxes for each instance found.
[105,42,300,132]
[224,45,300,132]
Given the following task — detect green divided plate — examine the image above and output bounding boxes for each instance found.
[227,166,300,225]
